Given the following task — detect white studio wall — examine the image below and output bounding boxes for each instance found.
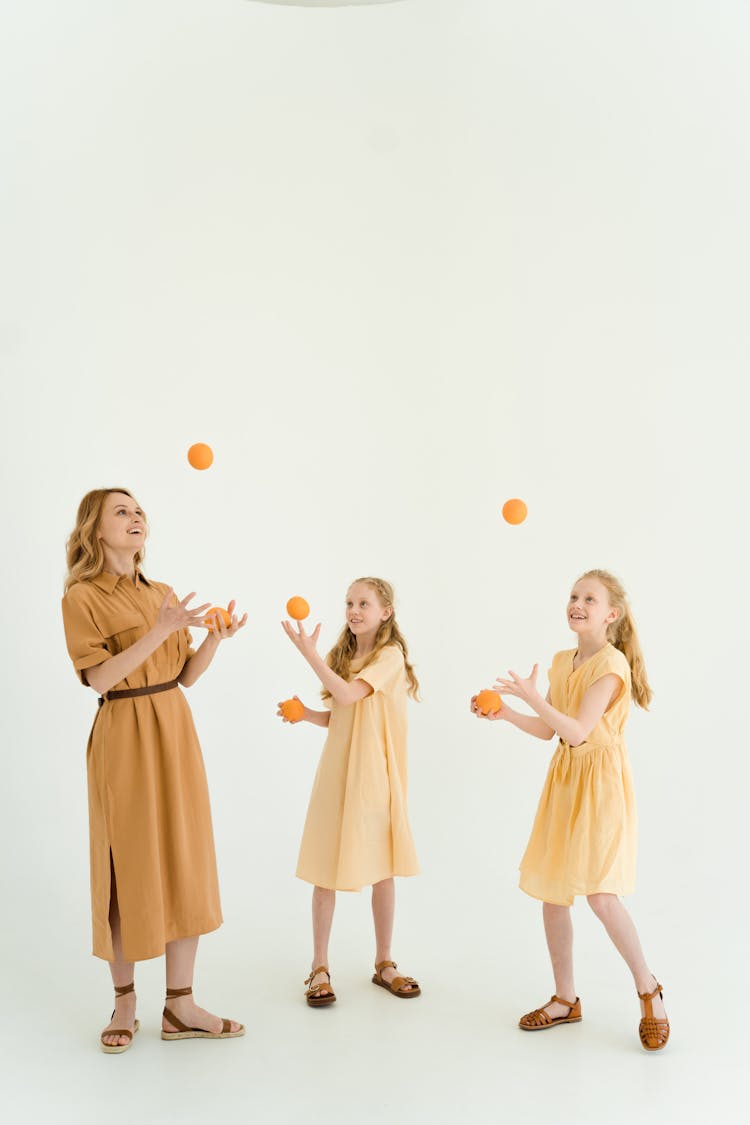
[1,2,747,1123]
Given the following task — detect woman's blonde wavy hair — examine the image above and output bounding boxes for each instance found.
[323,577,420,701]
[64,489,146,592]
[577,569,652,709]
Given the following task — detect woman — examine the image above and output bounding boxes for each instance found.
[62,488,246,1052]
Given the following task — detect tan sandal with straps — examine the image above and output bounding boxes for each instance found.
[638,980,670,1051]
[304,966,336,1007]
[372,960,421,998]
[100,981,140,1054]
[161,987,245,1040]
[519,994,582,1030]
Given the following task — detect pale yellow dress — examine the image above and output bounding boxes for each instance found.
[296,645,420,891]
[519,643,637,906]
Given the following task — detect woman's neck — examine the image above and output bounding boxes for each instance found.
[101,547,137,579]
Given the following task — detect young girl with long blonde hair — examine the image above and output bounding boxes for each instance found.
[279,577,421,1006]
[472,569,669,1051]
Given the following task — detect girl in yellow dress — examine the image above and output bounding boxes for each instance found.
[472,569,669,1051]
[279,577,421,1006]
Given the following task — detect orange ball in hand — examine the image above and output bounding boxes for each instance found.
[280,698,304,723]
[502,498,527,525]
[286,596,310,621]
[188,443,214,470]
[205,606,231,631]
[476,689,503,716]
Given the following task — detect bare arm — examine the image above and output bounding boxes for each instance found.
[494,666,622,747]
[179,601,248,688]
[276,696,331,728]
[281,620,373,706]
[470,692,556,740]
[85,589,209,695]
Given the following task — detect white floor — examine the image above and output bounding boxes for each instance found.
[2,895,744,1125]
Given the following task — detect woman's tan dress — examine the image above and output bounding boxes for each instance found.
[62,572,222,962]
[296,645,420,891]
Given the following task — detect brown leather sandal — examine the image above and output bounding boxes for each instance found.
[638,980,669,1051]
[161,986,245,1040]
[304,966,336,1007]
[518,994,582,1030]
[372,960,421,998]
[100,981,140,1054]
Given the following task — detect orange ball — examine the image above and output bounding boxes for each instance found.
[476,689,503,716]
[280,697,304,723]
[502,498,527,525]
[188,443,214,470]
[205,606,231,631]
[286,596,310,621]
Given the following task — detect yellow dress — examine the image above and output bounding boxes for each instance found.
[61,572,222,962]
[519,644,637,906]
[296,645,420,891]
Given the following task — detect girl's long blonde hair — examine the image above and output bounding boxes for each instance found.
[323,577,420,701]
[64,488,145,592]
[577,569,652,709]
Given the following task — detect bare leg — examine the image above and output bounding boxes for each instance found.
[587,894,666,1020]
[101,864,137,1048]
[307,886,336,997]
[162,935,242,1034]
[535,902,577,1020]
[371,878,417,992]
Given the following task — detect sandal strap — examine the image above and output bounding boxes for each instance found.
[551,994,577,1010]
[102,1028,133,1041]
[375,960,397,972]
[162,1006,192,1033]
[165,986,193,999]
[305,966,330,985]
[638,982,663,1002]
[114,981,135,997]
[390,976,417,991]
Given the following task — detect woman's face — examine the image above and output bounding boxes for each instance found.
[97,492,147,556]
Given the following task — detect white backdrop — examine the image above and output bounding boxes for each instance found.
[1,1,747,1122]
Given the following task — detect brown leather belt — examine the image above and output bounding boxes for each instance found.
[98,679,180,707]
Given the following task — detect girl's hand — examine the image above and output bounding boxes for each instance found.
[205,599,248,641]
[157,589,211,637]
[281,619,322,659]
[494,664,541,706]
[470,693,508,721]
[276,695,306,723]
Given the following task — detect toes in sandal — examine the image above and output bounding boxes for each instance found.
[372,960,421,999]
[100,981,140,1054]
[638,980,670,1051]
[304,966,336,1007]
[161,986,245,1040]
[519,994,582,1031]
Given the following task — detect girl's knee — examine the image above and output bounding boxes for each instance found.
[587,893,616,919]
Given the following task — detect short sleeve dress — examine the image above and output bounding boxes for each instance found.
[61,572,222,962]
[295,644,420,891]
[518,643,637,906]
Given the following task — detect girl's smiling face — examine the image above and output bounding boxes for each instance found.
[568,577,619,638]
[346,581,392,643]
[97,492,147,555]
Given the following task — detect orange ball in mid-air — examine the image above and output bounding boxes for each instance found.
[205,606,231,630]
[286,596,310,621]
[187,443,214,470]
[475,689,503,716]
[280,698,304,723]
[502,498,527,525]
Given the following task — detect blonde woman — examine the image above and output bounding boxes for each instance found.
[279,578,421,1006]
[62,489,246,1052]
[472,569,669,1051]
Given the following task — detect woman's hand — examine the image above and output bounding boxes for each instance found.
[204,600,248,641]
[469,693,508,721]
[494,664,541,707]
[281,619,321,659]
[156,589,211,637]
[276,695,305,723]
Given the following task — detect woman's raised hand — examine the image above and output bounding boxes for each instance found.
[281,618,321,659]
[204,599,248,641]
[157,590,211,636]
[494,664,540,705]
